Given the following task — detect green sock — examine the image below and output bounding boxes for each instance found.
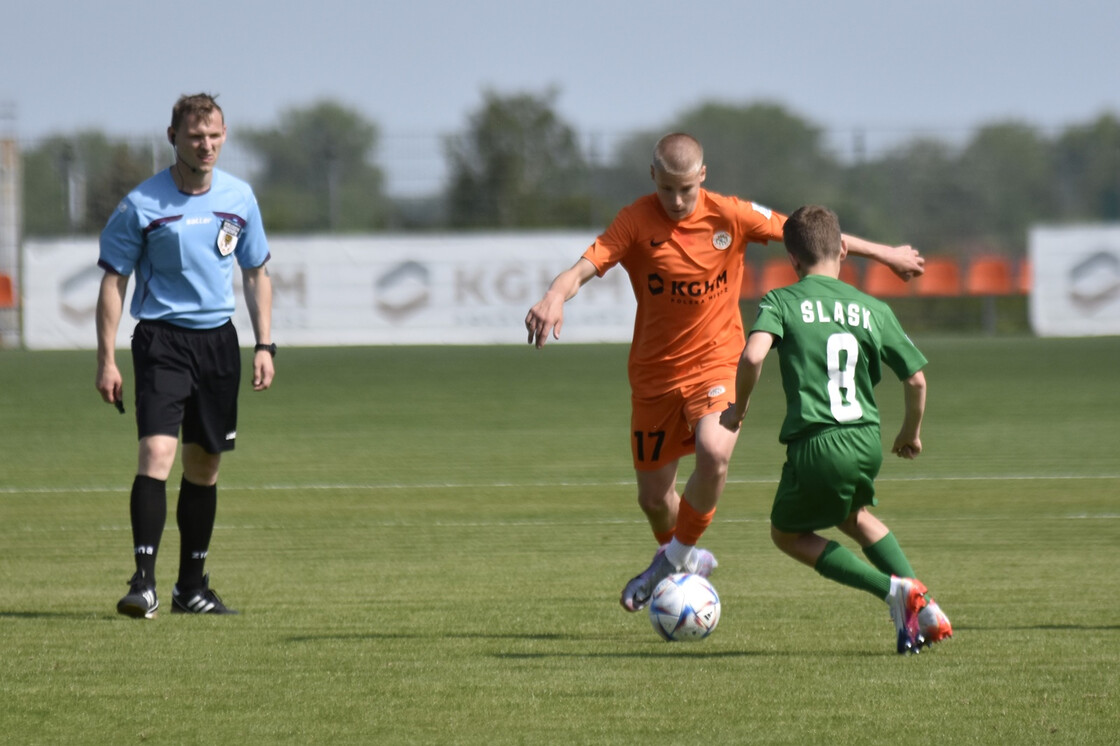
[815,541,891,599]
[862,532,916,579]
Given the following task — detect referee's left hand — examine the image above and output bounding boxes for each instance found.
[252,351,275,391]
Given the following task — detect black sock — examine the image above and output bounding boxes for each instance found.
[177,477,218,591]
[129,475,167,583]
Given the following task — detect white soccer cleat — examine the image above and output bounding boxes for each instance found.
[918,600,953,646]
[887,575,928,654]
[620,546,677,612]
[691,547,718,578]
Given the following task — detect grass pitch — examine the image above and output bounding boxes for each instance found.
[1,336,1117,744]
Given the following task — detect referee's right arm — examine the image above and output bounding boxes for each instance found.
[95,271,129,406]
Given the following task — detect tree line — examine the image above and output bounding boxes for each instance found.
[19,90,1120,256]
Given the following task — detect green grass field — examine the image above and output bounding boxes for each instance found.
[1,336,1117,744]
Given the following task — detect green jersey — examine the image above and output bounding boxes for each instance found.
[750,274,927,443]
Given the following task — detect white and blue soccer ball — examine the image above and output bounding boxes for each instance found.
[649,573,721,642]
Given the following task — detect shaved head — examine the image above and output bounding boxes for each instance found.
[652,133,704,176]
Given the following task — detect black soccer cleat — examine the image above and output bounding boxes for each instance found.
[117,570,159,619]
[171,574,238,615]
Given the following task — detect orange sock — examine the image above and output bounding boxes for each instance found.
[675,498,715,546]
[653,528,675,546]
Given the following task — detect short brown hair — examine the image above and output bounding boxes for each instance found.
[783,205,842,265]
[170,93,223,131]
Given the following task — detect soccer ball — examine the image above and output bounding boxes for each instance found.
[649,573,721,642]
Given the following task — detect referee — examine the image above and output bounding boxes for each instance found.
[95,93,275,618]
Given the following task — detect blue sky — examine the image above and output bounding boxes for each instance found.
[4,0,1118,195]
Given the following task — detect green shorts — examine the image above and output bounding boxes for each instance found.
[770,425,883,533]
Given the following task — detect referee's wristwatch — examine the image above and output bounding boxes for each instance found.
[254,342,277,358]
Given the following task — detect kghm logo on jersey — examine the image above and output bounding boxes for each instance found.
[712,231,732,250]
[649,271,731,302]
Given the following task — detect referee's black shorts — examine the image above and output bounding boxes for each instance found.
[131,319,241,454]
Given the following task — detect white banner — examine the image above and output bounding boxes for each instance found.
[22,233,638,350]
[1029,225,1120,337]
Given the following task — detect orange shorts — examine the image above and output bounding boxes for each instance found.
[629,376,735,471]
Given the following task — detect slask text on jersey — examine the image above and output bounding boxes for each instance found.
[799,299,874,331]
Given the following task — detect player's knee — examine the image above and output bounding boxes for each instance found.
[635,465,679,517]
[636,489,674,517]
[694,432,733,470]
[181,444,221,486]
[693,448,730,480]
[770,524,795,552]
[137,435,178,480]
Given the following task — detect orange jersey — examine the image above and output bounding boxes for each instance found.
[583,190,786,397]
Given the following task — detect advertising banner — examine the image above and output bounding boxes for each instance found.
[22,233,637,350]
[1029,225,1120,337]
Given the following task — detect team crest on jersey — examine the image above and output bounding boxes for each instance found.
[712,231,732,250]
[217,219,241,256]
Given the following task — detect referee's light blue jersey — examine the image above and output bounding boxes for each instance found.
[98,168,271,330]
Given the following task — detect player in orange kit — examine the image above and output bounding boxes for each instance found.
[525,133,924,612]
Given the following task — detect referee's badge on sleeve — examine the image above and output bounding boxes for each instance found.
[217,219,241,256]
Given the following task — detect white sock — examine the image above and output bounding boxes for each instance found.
[665,538,695,572]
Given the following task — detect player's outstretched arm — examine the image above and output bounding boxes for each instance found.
[842,234,925,280]
[891,370,926,459]
[525,257,597,348]
[720,331,775,431]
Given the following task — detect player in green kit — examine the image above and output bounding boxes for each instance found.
[719,205,952,654]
